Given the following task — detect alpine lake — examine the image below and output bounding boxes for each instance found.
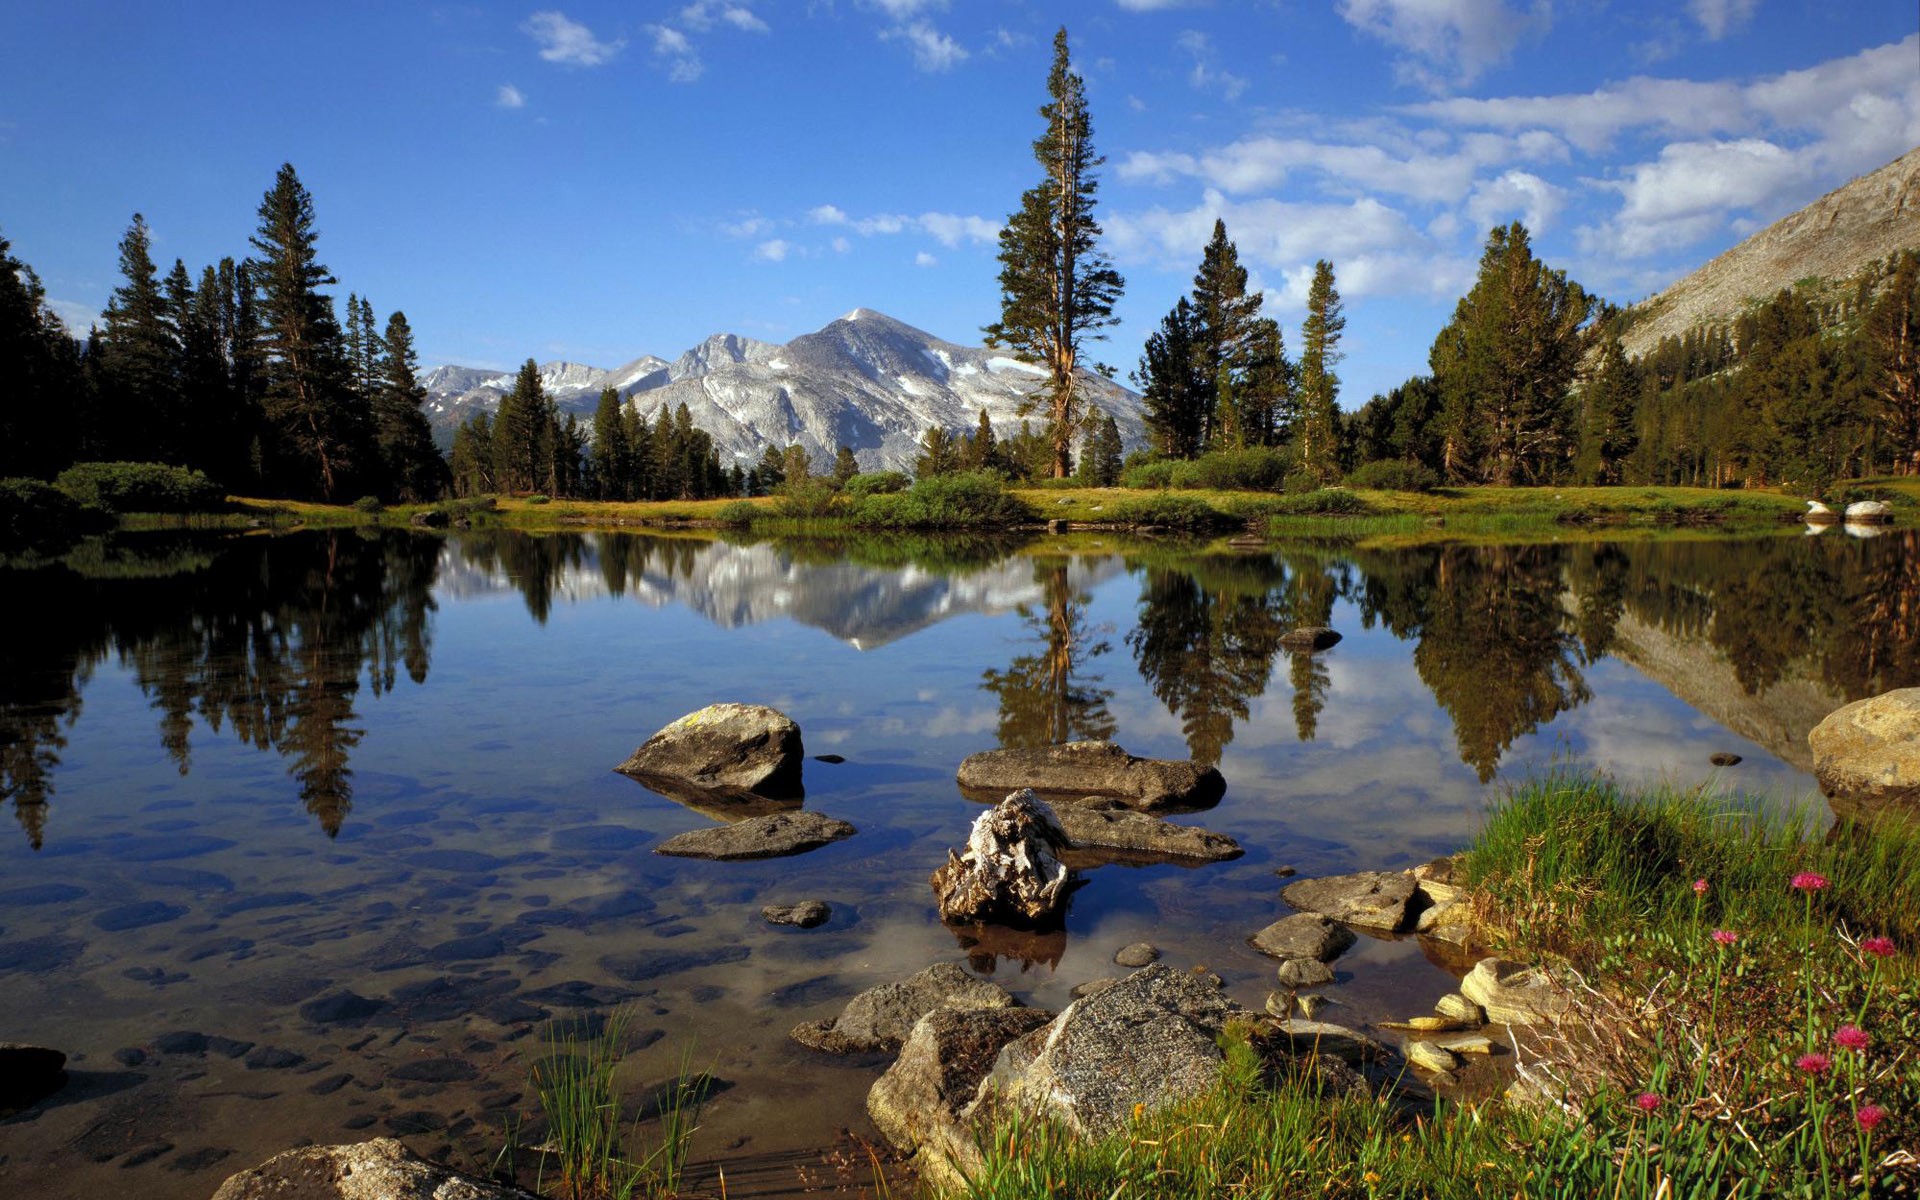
[1,523,1915,1198]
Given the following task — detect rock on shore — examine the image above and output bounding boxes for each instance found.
[1810,688,1920,820]
[210,1138,537,1199]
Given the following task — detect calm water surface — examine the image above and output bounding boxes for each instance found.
[2,527,1915,1197]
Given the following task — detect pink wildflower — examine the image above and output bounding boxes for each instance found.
[1856,1104,1887,1131]
[1833,1025,1869,1052]
[1796,1052,1832,1075]
[1711,929,1737,945]
[1791,872,1830,892]
[1692,879,1709,896]
[1861,936,1896,958]
[1634,1092,1661,1111]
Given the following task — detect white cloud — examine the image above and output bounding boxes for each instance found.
[1578,138,1809,258]
[522,11,624,67]
[496,83,526,108]
[831,236,852,253]
[1336,0,1550,91]
[46,299,100,336]
[916,212,1000,246]
[721,214,775,238]
[680,2,769,33]
[881,21,968,71]
[1116,0,1203,8]
[806,204,848,225]
[1117,130,1565,204]
[915,251,939,267]
[646,23,704,82]
[1688,0,1756,41]
[1107,190,1431,279]
[807,205,998,245]
[1465,170,1566,234]
[1175,30,1247,101]
[867,0,946,16]
[753,239,792,262]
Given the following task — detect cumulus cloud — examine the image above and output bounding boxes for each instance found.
[496,84,526,108]
[881,21,968,71]
[808,205,999,246]
[1578,138,1810,258]
[46,299,101,336]
[915,251,938,267]
[1106,190,1429,275]
[753,239,792,262]
[1465,170,1566,234]
[1688,0,1757,40]
[1118,131,1566,205]
[679,2,769,33]
[1336,0,1550,91]
[522,11,624,66]
[646,23,703,81]
[1176,30,1247,101]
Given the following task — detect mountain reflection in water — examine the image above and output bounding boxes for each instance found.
[3,528,1918,850]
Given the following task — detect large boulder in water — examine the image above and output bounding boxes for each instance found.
[211,1137,537,1199]
[1810,689,1920,821]
[791,962,1018,1054]
[616,703,803,798]
[956,741,1224,812]
[931,790,1075,926]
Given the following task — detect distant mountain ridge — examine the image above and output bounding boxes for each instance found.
[422,308,1147,474]
[1619,147,1920,359]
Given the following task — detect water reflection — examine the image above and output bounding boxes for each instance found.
[5,529,1920,850]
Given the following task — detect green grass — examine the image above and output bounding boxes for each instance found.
[524,1016,707,1200]
[952,775,1920,1199]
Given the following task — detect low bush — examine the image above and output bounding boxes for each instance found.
[350,495,385,514]
[1190,446,1294,492]
[1105,493,1235,531]
[773,478,843,518]
[1261,488,1375,516]
[524,493,551,505]
[1345,459,1440,493]
[53,461,224,513]
[853,471,1032,529]
[0,477,109,551]
[844,470,909,497]
[714,500,759,527]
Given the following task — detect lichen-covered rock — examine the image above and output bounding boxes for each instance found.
[930,791,1074,926]
[210,1138,537,1199]
[1249,913,1356,963]
[1051,803,1242,865]
[955,742,1224,812]
[791,963,1016,1055]
[617,703,804,797]
[1282,871,1418,932]
[654,810,854,860]
[1810,689,1920,821]
[974,964,1249,1137]
[1460,958,1572,1025]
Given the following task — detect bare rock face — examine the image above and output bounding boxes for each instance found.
[930,790,1075,927]
[654,810,854,860]
[975,964,1250,1137]
[1281,871,1419,933]
[1810,689,1920,821]
[617,703,803,797]
[791,962,1017,1055]
[210,1138,537,1200]
[1051,802,1242,865]
[955,742,1225,812]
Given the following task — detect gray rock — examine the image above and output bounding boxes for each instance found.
[1114,942,1160,967]
[930,791,1074,927]
[1282,871,1419,932]
[1070,978,1120,999]
[0,1043,65,1113]
[866,1007,1057,1190]
[1275,958,1336,989]
[1272,1019,1388,1064]
[762,900,831,928]
[791,963,1016,1055]
[975,964,1249,1137]
[210,1137,537,1199]
[1279,626,1342,652]
[654,810,855,860]
[955,741,1224,813]
[1051,803,1242,865]
[616,703,804,798]
[1810,689,1920,821]
[1249,913,1356,962]
[1460,958,1572,1025]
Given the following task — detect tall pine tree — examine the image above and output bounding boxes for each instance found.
[1134,297,1208,458]
[1190,219,1263,448]
[1295,260,1344,482]
[98,214,181,461]
[372,311,446,501]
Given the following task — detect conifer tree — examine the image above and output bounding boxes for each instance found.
[250,165,367,499]
[914,425,961,477]
[1191,219,1263,446]
[832,444,860,484]
[450,411,495,496]
[984,27,1124,478]
[1075,406,1123,485]
[99,214,181,460]
[1867,250,1920,475]
[0,232,87,477]
[1135,297,1207,458]
[754,444,786,495]
[1243,317,1293,447]
[372,311,446,501]
[966,407,998,471]
[491,359,553,493]
[590,387,630,499]
[1576,337,1640,484]
[1295,260,1345,482]
[623,404,654,499]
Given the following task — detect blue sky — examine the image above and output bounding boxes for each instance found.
[3,1,1914,404]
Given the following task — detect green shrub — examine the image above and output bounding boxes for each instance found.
[1191,447,1294,492]
[1106,493,1235,531]
[1262,488,1375,516]
[1344,459,1440,493]
[53,461,224,513]
[715,500,759,527]
[1281,469,1324,495]
[843,470,909,497]
[773,478,842,518]
[524,493,551,505]
[854,471,1031,529]
[0,477,109,551]
[350,495,385,514]
[1120,458,1178,489]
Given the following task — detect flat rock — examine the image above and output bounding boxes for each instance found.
[791,963,1016,1055]
[1460,958,1572,1025]
[1051,804,1242,865]
[930,791,1074,927]
[616,703,804,798]
[955,741,1224,813]
[866,1007,1057,1191]
[762,900,831,928]
[1434,993,1484,1023]
[1250,913,1356,962]
[1810,689,1920,821]
[975,963,1249,1137]
[1272,1019,1388,1064]
[1279,626,1342,652]
[0,1043,66,1113]
[1114,942,1160,967]
[1282,871,1418,932]
[210,1137,537,1199]
[654,811,855,860]
[1405,1040,1460,1073]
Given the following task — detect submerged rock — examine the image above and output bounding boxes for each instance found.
[1114,942,1160,967]
[762,900,832,928]
[791,963,1017,1055]
[0,1043,66,1114]
[210,1137,537,1199]
[930,791,1075,927]
[654,811,855,860]
[1460,958,1573,1025]
[1810,689,1920,820]
[1282,871,1419,933]
[1052,802,1242,865]
[955,741,1224,812]
[616,703,804,798]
